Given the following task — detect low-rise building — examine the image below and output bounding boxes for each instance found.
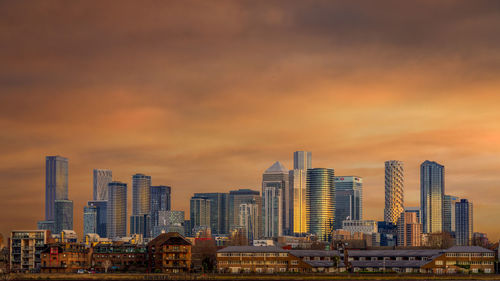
[147,232,192,273]
[10,230,51,273]
[40,243,89,273]
[91,242,147,272]
[421,246,495,274]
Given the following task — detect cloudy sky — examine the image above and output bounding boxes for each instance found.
[1,0,500,241]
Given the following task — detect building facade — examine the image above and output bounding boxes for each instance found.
[107,181,127,239]
[239,202,259,242]
[45,156,69,221]
[193,192,229,235]
[54,199,73,233]
[397,211,422,247]
[263,184,283,238]
[10,230,51,272]
[262,161,290,235]
[443,195,459,234]
[384,160,404,224]
[307,168,335,241]
[293,151,312,170]
[87,200,107,238]
[40,243,88,273]
[147,233,192,273]
[150,185,172,234]
[290,169,307,235]
[93,169,112,201]
[455,199,473,246]
[228,189,262,238]
[83,205,97,236]
[334,176,363,230]
[421,160,445,234]
[342,220,377,234]
[189,197,211,232]
[132,173,152,216]
[154,210,185,237]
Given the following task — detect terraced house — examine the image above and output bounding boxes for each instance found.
[40,243,88,273]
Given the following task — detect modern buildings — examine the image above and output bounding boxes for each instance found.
[397,210,422,247]
[342,220,377,234]
[9,230,51,273]
[189,197,211,231]
[456,199,473,246]
[132,173,152,216]
[293,151,312,170]
[37,220,55,233]
[404,207,421,223]
[54,199,73,233]
[193,192,229,235]
[420,160,445,233]
[153,210,185,237]
[107,181,127,239]
[384,160,404,224]
[87,200,107,238]
[307,168,335,241]
[239,202,259,241]
[45,156,68,221]
[130,214,151,237]
[93,169,112,201]
[443,195,459,234]
[83,205,97,236]
[262,184,283,237]
[334,176,363,230]
[262,161,290,235]
[150,185,172,233]
[228,189,262,238]
[290,169,307,235]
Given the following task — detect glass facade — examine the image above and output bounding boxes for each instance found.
[193,192,229,235]
[334,176,363,230]
[132,173,151,216]
[130,214,151,237]
[107,181,127,238]
[293,151,312,170]
[239,202,259,241]
[290,169,307,234]
[420,160,444,233]
[83,205,97,236]
[262,161,290,235]
[88,200,107,238]
[263,184,282,237]
[384,160,404,224]
[228,189,262,238]
[45,156,68,221]
[150,185,172,232]
[54,199,73,233]
[456,199,473,246]
[93,169,112,201]
[307,168,335,241]
[189,197,211,231]
[443,194,459,234]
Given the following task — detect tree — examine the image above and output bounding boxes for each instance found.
[229,229,248,246]
[102,260,112,273]
[426,232,454,249]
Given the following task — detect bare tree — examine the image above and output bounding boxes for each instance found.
[103,259,112,273]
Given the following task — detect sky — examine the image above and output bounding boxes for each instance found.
[1,0,500,242]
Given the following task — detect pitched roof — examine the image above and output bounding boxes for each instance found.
[288,250,339,257]
[444,246,494,253]
[265,161,288,173]
[148,232,191,247]
[218,246,286,253]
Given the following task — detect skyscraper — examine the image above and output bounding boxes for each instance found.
[107,181,127,239]
[334,176,363,230]
[456,199,473,246]
[404,207,421,223]
[443,195,459,234]
[83,205,97,236]
[239,202,259,241]
[228,189,262,238]
[307,168,335,241]
[150,185,172,231]
[397,210,422,247]
[54,199,73,233]
[384,160,404,224]
[153,210,185,237]
[130,214,151,237]
[87,200,107,237]
[93,169,112,201]
[420,160,445,233]
[193,192,229,235]
[190,197,211,231]
[132,173,152,216]
[290,169,307,235]
[45,156,68,221]
[293,151,312,170]
[263,184,283,237]
[262,161,290,235]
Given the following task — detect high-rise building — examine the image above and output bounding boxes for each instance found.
[263,185,283,237]
[397,210,422,247]
[132,173,151,216]
[45,156,68,221]
[87,200,107,238]
[37,220,55,233]
[193,192,229,235]
[228,189,262,238]
[456,199,473,246]
[239,202,259,242]
[334,176,363,230]
[290,169,307,235]
[420,160,445,233]
[384,160,404,224]
[153,210,185,237]
[83,205,97,236]
[93,169,112,201]
[262,161,290,235]
[443,195,459,234]
[130,214,151,237]
[190,197,211,231]
[404,207,421,223]
[293,151,312,170]
[307,168,335,241]
[54,199,73,233]
[150,185,172,231]
[107,181,127,239]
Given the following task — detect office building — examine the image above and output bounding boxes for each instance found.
[193,192,229,235]
[37,220,55,233]
[290,169,307,234]
[93,169,112,201]
[443,195,459,234]
[334,176,363,230]
[87,200,107,238]
[228,189,262,238]
[239,202,259,241]
[107,181,127,239]
[190,197,211,231]
[307,168,335,241]
[342,220,377,234]
[132,173,151,216]
[83,204,97,236]
[153,210,185,237]
[384,160,404,224]
[45,156,68,221]
[10,230,50,272]
[404,207,421,223]
[263,184,283,237]
[421,160,445,233]
[54,199,73,233]
[150,185,172,231]
[130,214,151,237]
[293,151,312,170]
[262,161,290,235]
[456,199,473,246]
[397,211,422,247]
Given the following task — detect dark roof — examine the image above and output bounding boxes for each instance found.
[148,232,191,247]
[348,249,441,257]
[350,260,428,268]
[444,246,494,253]
[218,246,286,253]
[288,250,339,257]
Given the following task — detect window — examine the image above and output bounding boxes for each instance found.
[435,260,443,265]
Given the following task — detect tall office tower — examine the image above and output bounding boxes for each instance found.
[150,185,172,231]
[307,168,335,241]
[87,200,107,237]
[54,200,73,233]
[443,195,459,234]
[456,199,473,246]
[239,202,259,241]
[262,161,290,235]
[45,156,68,221]
[384,160,404,224]
[334,176,363,230]
[83,205,97,236]
[263,185,283,237]
[130,214,151,237]
[190,197,211,231]
[107,181,127,239]
[293,151,312,170]
[132,173,152,216]
[397,210,422,247]
[404,207,421,223]
[290,169,307,235]
[228,189,262,238]
[93,169,112,201]
[184,220,192,237]
[37,221,55,233]
[193,193,229,235]
[153,210,185,237]
[420,160,445,234]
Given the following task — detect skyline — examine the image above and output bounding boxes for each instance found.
[1,1,500,241]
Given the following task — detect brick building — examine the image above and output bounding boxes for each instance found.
[147,232,192,273]
[40,243,89,273]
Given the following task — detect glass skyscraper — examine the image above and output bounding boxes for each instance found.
[307,168,335,241]
[93,169,112,201]
[45,156,68,221]
[334,176,363,230]
[262,161,290,235]
[420,160,444,233]
[290,169,307,234]
[83,205,97,236]
[132,173,151,216]
[193,192,229,235]
[150,185,172,232]
[107,181,127,238]
[263,184,282,237]
[384,160,404,224]
[189,197,211,231]
[443,195,459,234]
[293,151,312,170]
[456,199,473,246]
[87,200,107,237]
[130,214,151,237]
[54,199,73,233]
[228,189,262,238]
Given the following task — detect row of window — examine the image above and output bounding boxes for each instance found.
[218,253,288,257]
[445,253,494,257]
[219,260,290,265]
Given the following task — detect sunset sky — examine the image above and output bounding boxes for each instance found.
[1,1,500,241]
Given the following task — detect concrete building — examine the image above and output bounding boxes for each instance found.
[10,230,51,272]
[147,232,192,273]
[334,176,363,230]
[397,211,422,247]
[87,200,107,238]
[150,185,172,234]
[421,160,445,234]
[307,168,335,241]
[228,189,262,238]
[107,181,127,239]
[190,197,211,232]
[40,243,88,273]
[93,169,112,201]
[262,161,290,235]
[456,199,473,246]
[384,160,404,224]
[239,202,259,241]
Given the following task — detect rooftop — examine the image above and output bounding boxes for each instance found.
[218,246,287,253]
